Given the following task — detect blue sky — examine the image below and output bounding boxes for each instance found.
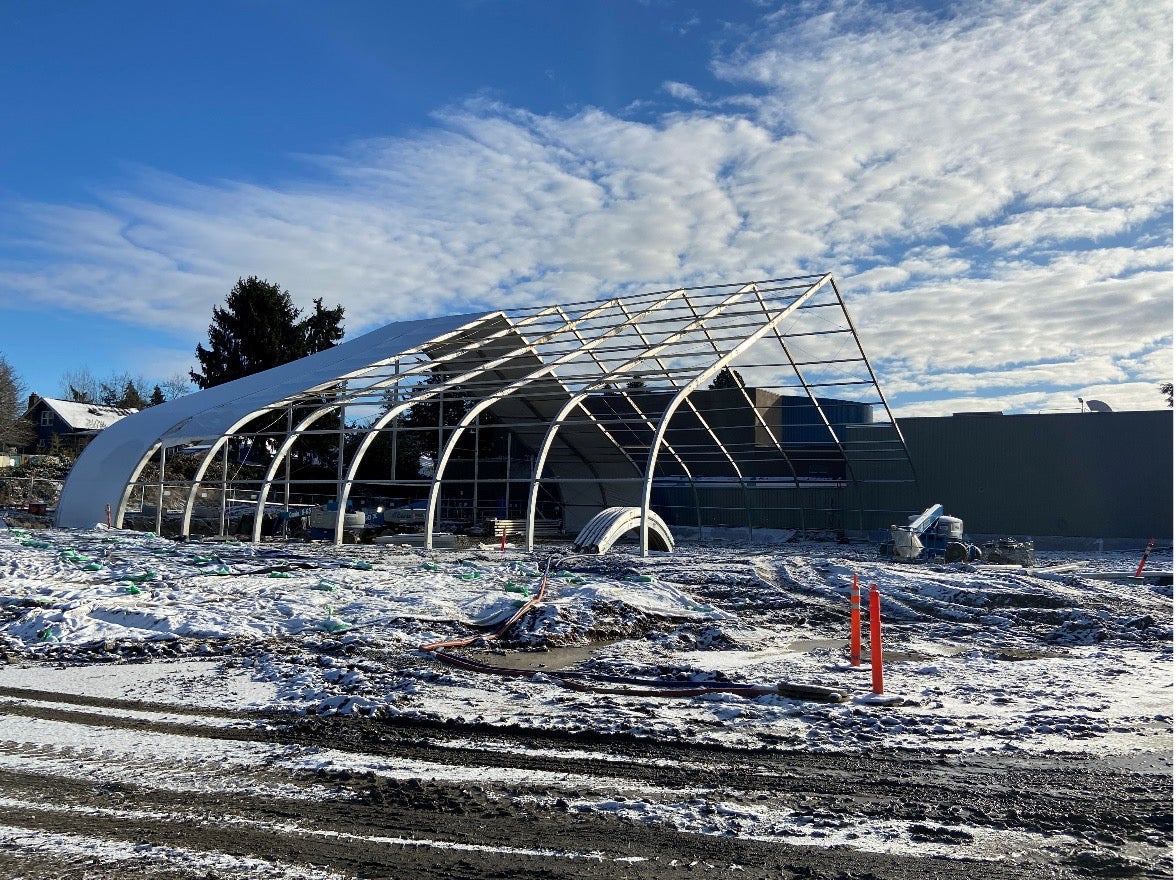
[1,0,1171,415]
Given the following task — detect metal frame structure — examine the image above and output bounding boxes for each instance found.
[58,275,916,553]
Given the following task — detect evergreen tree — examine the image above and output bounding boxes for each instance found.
[149,385,166,406]
[303,297,346,353]
[97,374,150,409]
[190,277,345,390]
[709,366,746,390]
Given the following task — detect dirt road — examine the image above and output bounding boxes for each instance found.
[0,683,1169,879]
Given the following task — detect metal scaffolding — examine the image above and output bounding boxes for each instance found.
[59,274,916,552]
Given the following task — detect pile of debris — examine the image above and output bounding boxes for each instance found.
[0,454,74,509]
[981,537,1035,567]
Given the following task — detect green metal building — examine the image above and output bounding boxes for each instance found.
[656,409,1172,543]
[880,409,1173,541]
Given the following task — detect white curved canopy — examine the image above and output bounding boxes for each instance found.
[57,312,487,528]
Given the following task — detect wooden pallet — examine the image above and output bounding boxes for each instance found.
[490,518,563,538]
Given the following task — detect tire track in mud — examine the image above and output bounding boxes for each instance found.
[0,762,1038,880]
[0,687,1170,879]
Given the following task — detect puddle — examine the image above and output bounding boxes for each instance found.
[788,638,847,652]
[468,643,616,672]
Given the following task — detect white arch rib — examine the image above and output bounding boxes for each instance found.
[638,274,832,553]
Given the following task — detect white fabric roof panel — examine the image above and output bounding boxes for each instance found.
[57,312,490,528]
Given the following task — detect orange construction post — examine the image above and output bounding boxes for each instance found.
[500,524,508,552]
[1134,539,1154,577]
[869,583,883,694]
[849,574,861,666]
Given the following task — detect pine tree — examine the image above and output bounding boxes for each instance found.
[190,277,344,389]
[303,298,346,353]
[709,366,746,390]
[117,380,148,410]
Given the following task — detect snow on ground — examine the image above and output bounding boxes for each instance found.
[0,825,352,880]
[0,521,1171,758]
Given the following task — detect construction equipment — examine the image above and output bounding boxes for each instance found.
[880,503,979,562]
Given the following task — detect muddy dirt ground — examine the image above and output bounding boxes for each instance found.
[1,681,1170,880]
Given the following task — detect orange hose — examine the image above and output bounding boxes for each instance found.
[418,563,550,653]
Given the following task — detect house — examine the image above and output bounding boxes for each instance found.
[21,395,138,454]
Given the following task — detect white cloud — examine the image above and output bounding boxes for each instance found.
[662,81,704,103]
[966,207,1140,251]
[0,0,1170,413]
[891,381,1171,418]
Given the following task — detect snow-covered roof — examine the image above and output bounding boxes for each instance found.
[37,398,138,431]
[56,312,489,528]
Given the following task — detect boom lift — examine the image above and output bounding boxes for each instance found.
[881,503,979,562]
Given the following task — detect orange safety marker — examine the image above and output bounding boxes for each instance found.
[849,573,861,666]
[1134,539,1154,577]
[869,583,884,694]
[500,524,508,552]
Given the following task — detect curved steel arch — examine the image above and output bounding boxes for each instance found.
[333,301,624,544]
[418,292,685,549]
[571,507,674,555]
[638,275,833,553]
[115,441,162,529]
[178,405,291,537]
[249,308,563,543]
[521,283,760,550]
[70,274,913,548]
[59,312,488,531]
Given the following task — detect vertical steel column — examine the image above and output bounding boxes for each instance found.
[155,445,165,536]
[504,431,512,521]
[283,405,292,516]
[333,398,348,545]
[219,442,228,537]
[391,357,400,489]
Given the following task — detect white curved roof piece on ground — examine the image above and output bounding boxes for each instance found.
[57,312,488,528]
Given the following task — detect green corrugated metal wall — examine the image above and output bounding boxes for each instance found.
[652,483,847,532]
[654,410,1172,540]
[887,410,1173,539]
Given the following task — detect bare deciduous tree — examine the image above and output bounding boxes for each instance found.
[0,354,34,452]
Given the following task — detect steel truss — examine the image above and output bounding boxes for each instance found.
[114,275,915,553]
